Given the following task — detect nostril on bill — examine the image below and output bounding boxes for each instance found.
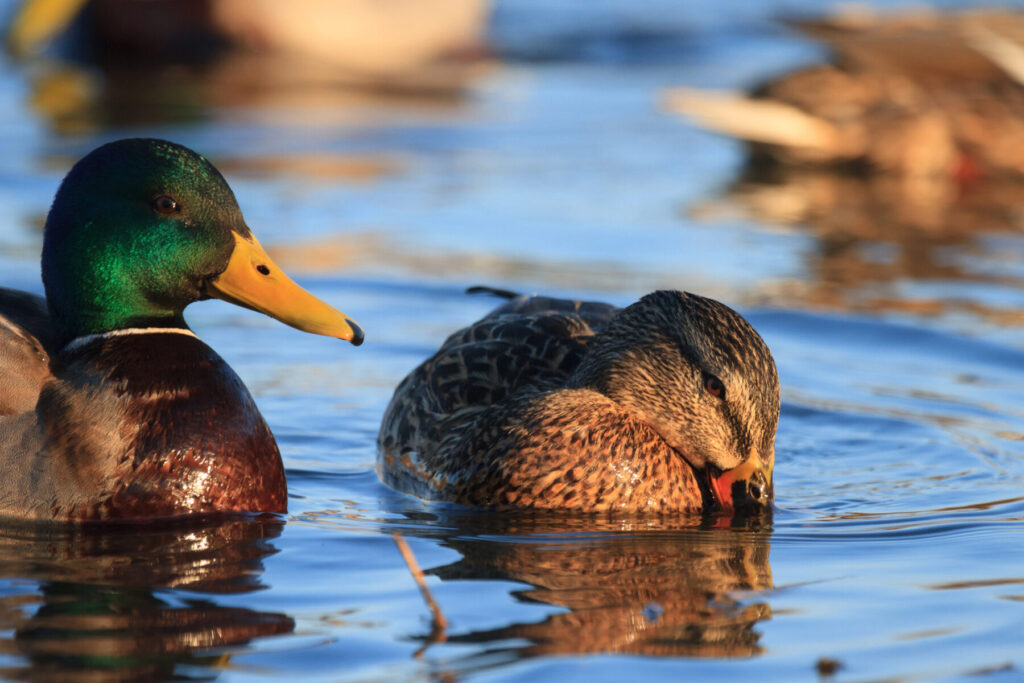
[748,470,769,502]
[723,467,773,510]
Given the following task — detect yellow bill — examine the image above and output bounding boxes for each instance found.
[208,231,364,345]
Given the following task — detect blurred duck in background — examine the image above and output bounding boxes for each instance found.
[664,7,1024,181]
[7,0,489,79]
[5,0,492,133]
[663,6,1024,321]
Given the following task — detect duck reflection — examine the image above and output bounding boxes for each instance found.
[0,517,294,682]
[19,53,479,136]
[692,161,1024,322]
[410,513,772,661]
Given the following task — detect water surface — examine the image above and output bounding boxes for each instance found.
[1,0,1023,680]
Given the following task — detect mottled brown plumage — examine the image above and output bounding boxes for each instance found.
[665,8,1024,179]
[378,289,779,512]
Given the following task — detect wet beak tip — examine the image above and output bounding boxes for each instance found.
[709,460,773,510]
[346,319,365,346]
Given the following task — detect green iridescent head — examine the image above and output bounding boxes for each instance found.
[42,138,363,346]
[42,138,246,342]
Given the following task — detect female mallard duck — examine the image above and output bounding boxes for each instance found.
[664,8,1024,179]
[0,138,363,521]
[378,288,778,512]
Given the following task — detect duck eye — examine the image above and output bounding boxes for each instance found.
[704,374,725,400]
[152,195,179,215]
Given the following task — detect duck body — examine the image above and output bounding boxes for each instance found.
[379,289,778,513]
[384,386,705,511]
[0,138,362,522]
[0,324,285,519]
[664,8,1024,180]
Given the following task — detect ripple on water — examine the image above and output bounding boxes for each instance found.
[4,2,1024,675]
[751,312,1024,529]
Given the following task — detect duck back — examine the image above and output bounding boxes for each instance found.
[378,292,615,466]
[0,289,55,416]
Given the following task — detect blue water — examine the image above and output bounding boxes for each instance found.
[2,0,1024,680]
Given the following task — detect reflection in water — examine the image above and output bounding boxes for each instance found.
[402,512,772,668]
[23,52,482,135]
[693,165,1024,321]
[267,233,682,295]
[0,517,294,682]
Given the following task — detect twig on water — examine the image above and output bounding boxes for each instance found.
[393,532,448,657]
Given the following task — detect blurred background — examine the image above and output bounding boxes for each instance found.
[5,0,1024,329]
[2,1,1024,681]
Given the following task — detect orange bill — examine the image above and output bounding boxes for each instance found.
[710,452,773,510]
[207,231,364,345]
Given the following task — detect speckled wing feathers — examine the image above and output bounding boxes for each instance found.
[379,294,613,461]
[433,389,704,510]
[377,292,708,510]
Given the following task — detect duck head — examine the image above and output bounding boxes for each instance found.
[41,138,363,346]
[570,290,779,511]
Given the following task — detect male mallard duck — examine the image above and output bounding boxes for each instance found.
[0,138,363,521]
[378,288,777,512]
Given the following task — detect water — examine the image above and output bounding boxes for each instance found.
[1,0,1024,680]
